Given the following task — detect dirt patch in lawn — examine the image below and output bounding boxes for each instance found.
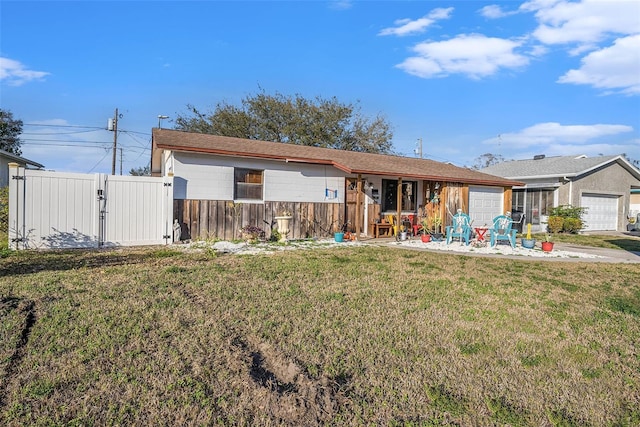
[229,333,345,425]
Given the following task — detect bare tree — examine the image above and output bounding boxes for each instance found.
[472,153,505,170]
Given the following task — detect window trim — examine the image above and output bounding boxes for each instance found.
[381,179,417,212]
[234,168,264,201]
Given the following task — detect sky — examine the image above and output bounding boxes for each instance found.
[1,0,639,175]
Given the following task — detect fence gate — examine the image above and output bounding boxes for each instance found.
[8,164,173,250]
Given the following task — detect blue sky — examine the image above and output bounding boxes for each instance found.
[1,0,639,174]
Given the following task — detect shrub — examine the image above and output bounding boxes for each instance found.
[240,224,265,242]
[563,217,583,233]
[547,216,564,233]
[270,228,281,242]
[547,205,586,234]
[0,186,8,233]
[549,205,586,220]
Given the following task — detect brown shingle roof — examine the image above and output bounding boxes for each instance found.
[152,129,523,187]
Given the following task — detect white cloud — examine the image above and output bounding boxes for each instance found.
[396,34,529,79]
[329,0,353,11]
[558,34,640,95]
[0,57,50,86]
[483,122,634,148]
[518,0,640,95]
[378,7,453,37]
[479,4,517,19]
[528,44,549,57]
[526,0,640,46]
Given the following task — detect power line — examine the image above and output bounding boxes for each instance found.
[23,123,104,130]
[21,138,111,144]
[87,149,112,173]
[22,129,102,136]
[21,143,110,149]
[21,141,149,153]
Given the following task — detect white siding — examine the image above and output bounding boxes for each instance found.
[173,152,345,203]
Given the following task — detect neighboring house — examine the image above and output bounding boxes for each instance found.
[0,149,44,187]
[151,129,522,240]
[482,154,640,232]
[630,189,640,219]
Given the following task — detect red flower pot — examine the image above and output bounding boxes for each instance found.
[541,242,554,252]
[421,234,431,243]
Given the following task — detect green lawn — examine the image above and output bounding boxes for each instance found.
[530,232,640,252]
[1,241,639,426]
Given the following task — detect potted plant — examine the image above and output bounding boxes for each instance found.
[240,224,265,243]
[521,223,535,249]
[541,234,554,252]
[431,213,443,240]
[420,216,431,243]
[334,221,347,242]
[398,223,408,241]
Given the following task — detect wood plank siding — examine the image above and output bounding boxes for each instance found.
[174,200,345,241]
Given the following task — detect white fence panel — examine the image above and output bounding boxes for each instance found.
[9,168,100,249]
[103,175,173,247]
[8,164,173,250]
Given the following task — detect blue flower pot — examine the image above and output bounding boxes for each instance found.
[334,232,344,242]
[521,238,536,249]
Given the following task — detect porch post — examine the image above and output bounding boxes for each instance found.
[503,187,512,214]
[396,177,403,232]
[356,174,362,240]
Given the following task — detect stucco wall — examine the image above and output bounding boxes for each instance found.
[172,152,346,203]
[557,162,640,230]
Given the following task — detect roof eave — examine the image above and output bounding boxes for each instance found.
[157,143,523,187]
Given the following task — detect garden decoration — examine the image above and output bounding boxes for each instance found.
[274,210,293,242]
[521,223,536,249]
[445,209,472,245]
[489,211,518,248]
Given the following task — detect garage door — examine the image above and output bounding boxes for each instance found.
[581,194,618,231]
[469,186,503,227]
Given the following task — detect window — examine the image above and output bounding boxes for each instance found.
[512,189,554,224]
[381,179,417,212]
[234,168,263,200]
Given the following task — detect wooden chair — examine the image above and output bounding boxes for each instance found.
[446,211,472,245]
[489,212,517,248]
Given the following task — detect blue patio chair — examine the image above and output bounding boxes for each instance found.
[489,212,517,248]
[446,210,472,245]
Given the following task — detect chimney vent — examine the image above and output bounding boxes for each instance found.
[533,154,545,160]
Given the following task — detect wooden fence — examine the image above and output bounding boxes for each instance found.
[174,200,345,241]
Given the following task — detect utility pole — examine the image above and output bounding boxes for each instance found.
[110,108,118,175]
[415,138,423,159]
